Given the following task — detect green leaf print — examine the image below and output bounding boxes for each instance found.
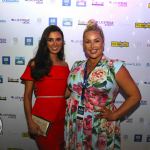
[107,76,113,83]
[93,81,107,88]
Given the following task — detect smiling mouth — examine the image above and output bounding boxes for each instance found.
[90,49,98,53]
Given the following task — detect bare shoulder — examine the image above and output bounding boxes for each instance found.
[28,59,35,67]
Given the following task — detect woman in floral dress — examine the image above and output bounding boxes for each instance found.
[65,19,141,150]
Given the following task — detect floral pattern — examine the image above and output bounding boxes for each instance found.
[65,56,124,150]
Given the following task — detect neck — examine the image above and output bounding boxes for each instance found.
[50,54,60,64]
[87,55,103,67]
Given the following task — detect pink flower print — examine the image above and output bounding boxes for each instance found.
[85,87,108,107]
[73,83,82,95]
[77,119,83,132]
[72,66,81,74]
[83,135,92,149]
[101,121,114,135]
[89,68,107,84]
[88,97,99,106]
[100,94,108,106]
[71,99,78,113]
[97,133,107,150]
[85,102,94,112]
[69,120,73,130]
[83,115,92,135]
[76,142,82,150]
[115,125,120,135]
[108,60,114,68]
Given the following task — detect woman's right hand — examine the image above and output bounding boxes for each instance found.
[28,120,43,136]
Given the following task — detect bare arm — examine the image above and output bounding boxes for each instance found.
[23,80,43,135]
[65,87,71,99]
[114,66,141,119]
[23,80,34,126]
[101,66,141,121]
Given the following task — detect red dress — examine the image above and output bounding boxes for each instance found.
[21,65,70,150]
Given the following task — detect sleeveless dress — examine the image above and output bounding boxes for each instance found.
[65,55,124,150]
[21,65,70,150]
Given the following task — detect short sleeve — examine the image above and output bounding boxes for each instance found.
[70,60,85,71]
[20,65,33,81]
[113,60,125,74]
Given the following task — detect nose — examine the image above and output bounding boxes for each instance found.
[52,40,58,45]
[90,41,95,49]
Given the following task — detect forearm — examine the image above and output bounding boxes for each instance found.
[23,96,33,126]
[114,95,141,120]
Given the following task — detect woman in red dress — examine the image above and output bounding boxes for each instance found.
[21,25,70,150]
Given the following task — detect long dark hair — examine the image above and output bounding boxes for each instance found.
[30,25,64,81]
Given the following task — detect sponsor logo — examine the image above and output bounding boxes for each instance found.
[0,38,6,43]
[92,0,104,6]
[146,63,150,67]
[62,18,73,26]
[0,113,16,119]
[115,101,123,104]
[0,118,3,135]
[97,20,114,26]
[78,19,114,26]
[123,134,128,140]
[49,17,57,25]
[10,96,23,101]
[71,40,82,44]
[109,1,127,7]
[1,0,19,2]
[8,77,19,82]
[25,0,43,4]
[62,0,71,6]
[135,22,150,28]
[0,75,3,83]
[147,43,150,47]
[78,20,87,25]
[22,132,30,138]
[111,41,129,47]
[76,0,86,7]
[12,37,18,44]
[0,19,6,23]
[37,18,42,23]
[11,18,30,24]
[134,134,142,142]
[15,57,25,65]
[143,81,150,85]
[140,100,147,106]
[0,96,7,101]
[126,118,133,123]
[2,56,10,65]
[125,62,141,67]
[147,135,150,142]
[139,117,144,123]
[25,37,33,46]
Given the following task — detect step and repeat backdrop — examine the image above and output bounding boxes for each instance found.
[0,0,150,150]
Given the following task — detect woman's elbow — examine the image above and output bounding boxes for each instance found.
[135,91,142,104]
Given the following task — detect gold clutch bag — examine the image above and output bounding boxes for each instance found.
[32,115,52,136]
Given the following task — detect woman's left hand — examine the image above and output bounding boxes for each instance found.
[95,106,118,121]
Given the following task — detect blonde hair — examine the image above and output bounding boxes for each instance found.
[83,19,104,42]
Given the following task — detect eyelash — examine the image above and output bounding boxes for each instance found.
[47,38,62,42]
[85,40,101,43]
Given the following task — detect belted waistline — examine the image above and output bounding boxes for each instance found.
[36,95,65,98]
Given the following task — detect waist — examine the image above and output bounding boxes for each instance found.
[36,95,65,99]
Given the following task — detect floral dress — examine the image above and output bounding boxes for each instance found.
[65,55,124,150]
